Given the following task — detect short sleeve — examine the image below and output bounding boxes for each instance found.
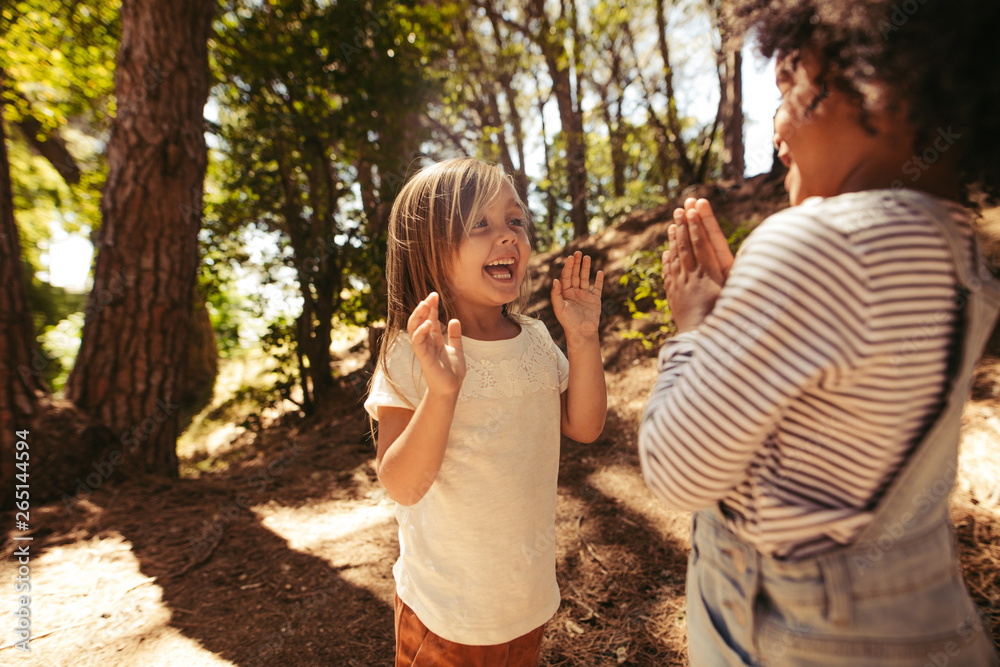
[363,334,425,421]
[528,319,569,392]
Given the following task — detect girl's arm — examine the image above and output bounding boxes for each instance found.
[375,293,465,506]
[552,252,607,443]
[639,205,858,510]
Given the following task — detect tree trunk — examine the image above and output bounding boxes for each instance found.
[708,0,745,181]
[458,8,530,205]
[66,0,215,477]
[0,76,50,499]
[653,0,695,187]
[599,83,627,199]
[718,33,745,181]
[500,75,529,205]
[529,0,589,239]
[538,95,559,236]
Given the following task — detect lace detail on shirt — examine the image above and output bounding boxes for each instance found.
[458,323,562,401]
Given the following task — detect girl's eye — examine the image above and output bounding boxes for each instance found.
[509,218,523,227]
[473,219,487,229]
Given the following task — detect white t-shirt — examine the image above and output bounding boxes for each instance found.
[364,317,570,645]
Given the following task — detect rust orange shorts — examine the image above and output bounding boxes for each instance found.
[394,593,545,667]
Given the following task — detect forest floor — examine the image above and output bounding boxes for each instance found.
[4,180,1000,666]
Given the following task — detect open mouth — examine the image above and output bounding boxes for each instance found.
[484,257,516,280]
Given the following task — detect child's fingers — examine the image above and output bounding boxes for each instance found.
[687,208,723,278]
[447,319,463,353]
[560,252,576,288]
[667,211,683,266]
[592,269,605,297]
[407,292,441,338]
[550,278,563,311]
[410,317,434,347]
[579,253,592,291]
[694,198,733,276]
[570,250,583,289]
[425,292,440,319]
[675,219,696,272]
[662,249,676,293]
[406,297,429,336]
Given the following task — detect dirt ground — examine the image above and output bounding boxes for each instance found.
[3,183,1000,666]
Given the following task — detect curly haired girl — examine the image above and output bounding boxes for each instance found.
[640,1,1000,664]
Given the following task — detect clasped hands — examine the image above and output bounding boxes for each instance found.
[663,198,734,333]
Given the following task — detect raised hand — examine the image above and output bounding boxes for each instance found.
[407,292,465,396]
[662,199,729,333]
[681,197,733,283]
[552,251,605,342]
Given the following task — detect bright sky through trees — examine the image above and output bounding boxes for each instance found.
[44,43,780,293]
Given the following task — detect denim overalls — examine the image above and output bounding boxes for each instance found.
[686,192,1000,666]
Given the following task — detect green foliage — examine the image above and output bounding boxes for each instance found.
[618,246,675,349]
[197,220,252,355]
[257,314,303,407]
[2,0,117,232]
[208,0,447,312]
[1,0,119,128]
[38,312,84,393]
[2,0,118,358]
[616,218,757,348]
[0,0,753,398]
[726,220,754,252]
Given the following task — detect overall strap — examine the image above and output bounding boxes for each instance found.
[854,190,1000,544]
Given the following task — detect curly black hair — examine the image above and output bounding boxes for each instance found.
[732,0,1000,206]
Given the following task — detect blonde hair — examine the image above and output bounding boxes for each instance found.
[375,157,535,381]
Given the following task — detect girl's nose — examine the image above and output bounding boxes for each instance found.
[497,226,517,244]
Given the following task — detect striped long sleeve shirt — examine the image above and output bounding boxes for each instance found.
[639,189,973,559]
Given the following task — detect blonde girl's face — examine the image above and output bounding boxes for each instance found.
[446,184,531,319]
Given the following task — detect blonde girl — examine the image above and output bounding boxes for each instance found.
[365,157,607,666]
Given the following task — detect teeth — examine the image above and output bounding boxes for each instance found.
[486,259,515,266]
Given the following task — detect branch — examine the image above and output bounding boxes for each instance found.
[13,114,81,185]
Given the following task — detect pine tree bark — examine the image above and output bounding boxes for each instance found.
[65,0,215,477]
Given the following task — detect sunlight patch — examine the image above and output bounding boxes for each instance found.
[958,410,1000,509]
[0,533,235,666]
[253,498,397,600]
[255,499,395,551]
[585,464,691,540]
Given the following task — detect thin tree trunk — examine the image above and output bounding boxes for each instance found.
[529,0,589,239]
[653,0,695,186]
[0,76,50,496]
[66,0,215,477]
[718,37,744,181]
[502,78,529,204]
[538,95,559,235]
[302,145,340,410]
